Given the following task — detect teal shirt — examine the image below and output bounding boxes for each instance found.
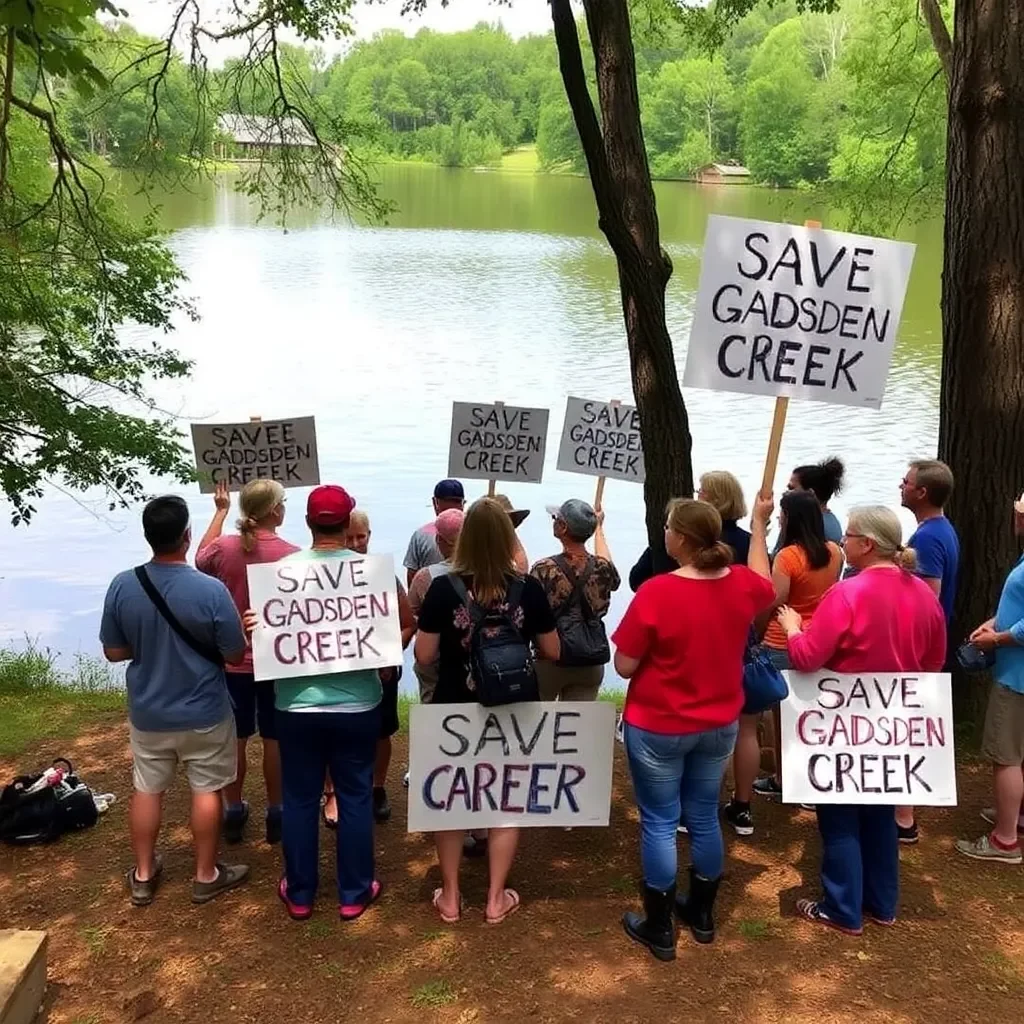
[273,548,383,713]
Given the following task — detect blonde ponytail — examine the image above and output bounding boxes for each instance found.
[847,505,917,570]
[237,479,285,553]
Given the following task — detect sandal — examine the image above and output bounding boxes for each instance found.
[339,880,382,921]
[485,888,521,925]
[432,887,463,924]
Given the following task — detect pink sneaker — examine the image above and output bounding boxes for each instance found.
[278,877,313,921]
[339,880,382,921]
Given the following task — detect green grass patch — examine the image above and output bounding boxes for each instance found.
[737,919,772,939]
[607,874,635,895]
[305,919,332,939]
[0,642,124,758]
[499,144,539,174]
[410,980,458,1008]
[80,925,110,955]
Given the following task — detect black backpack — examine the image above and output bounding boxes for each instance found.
[552,555,611,668]
[449,575,539,707]
[0,759,98,845]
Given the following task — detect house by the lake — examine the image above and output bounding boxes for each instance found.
[696,163,752,185]
[215,114,316,159]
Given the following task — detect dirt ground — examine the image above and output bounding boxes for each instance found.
[2,713,1022,1024]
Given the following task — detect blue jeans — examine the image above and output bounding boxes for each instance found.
[624,721,738,890]
[816,804,899,930]
[278,707,380,907]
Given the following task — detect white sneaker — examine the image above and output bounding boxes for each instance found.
[980,807,1024,836]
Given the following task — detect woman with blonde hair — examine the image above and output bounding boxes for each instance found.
[415,497,560,924]
[196,479,298,843]
[777,505,945,935]
[698,471,752,564]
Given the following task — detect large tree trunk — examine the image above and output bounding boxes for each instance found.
[549,0,692,566]
[937,0,1024,725]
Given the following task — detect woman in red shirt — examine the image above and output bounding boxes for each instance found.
[612,496,775,960]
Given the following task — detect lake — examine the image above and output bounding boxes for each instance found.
[0,163,943,685]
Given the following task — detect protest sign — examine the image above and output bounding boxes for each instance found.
[246,554,402,683]
[683,215,916,411]
[448,401,549,486]
[407,701,616,832]
[556,397,645,485]
[191,417,319,493]
[780,672,956,806]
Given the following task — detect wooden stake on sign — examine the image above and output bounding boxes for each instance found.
[487,402,502,498]
[758,220,822,497]
[594,398,620,510]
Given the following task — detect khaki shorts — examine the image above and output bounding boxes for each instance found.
[129,716,238,794]
[414,660,438,704]
[981,681,1024,766]
[537,661,603,702]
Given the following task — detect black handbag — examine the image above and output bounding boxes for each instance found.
[552,555,611,668]
[0,759,99,845]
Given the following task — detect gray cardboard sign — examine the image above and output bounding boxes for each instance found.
[448,402,549,483]
[556,397,645,483]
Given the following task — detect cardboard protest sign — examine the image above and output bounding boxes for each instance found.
[246,554,402,683]
[683,215,916,410]
[407,701,616,832]
[556,397,645,483]
[191,417,319,493]
[448,402,549,483]
[780,672,956,806]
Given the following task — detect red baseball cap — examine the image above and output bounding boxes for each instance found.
[306,485,355,526]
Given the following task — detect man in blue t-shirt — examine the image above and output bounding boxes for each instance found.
[100,495,248,907]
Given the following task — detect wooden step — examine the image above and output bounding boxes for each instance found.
[0,931,47,1024]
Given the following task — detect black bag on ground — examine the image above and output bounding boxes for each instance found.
[0,758,98,845]
[449,576,539,707]
[552,555,610,668]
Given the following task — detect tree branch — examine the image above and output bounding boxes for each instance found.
[919,0,952,85]
[0,28,15,196]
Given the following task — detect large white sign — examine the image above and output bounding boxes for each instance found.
[407,701,616,832]
[780,672,956,806]
[448,402,549,483]
[246,554,402,682]
[191,417,319,493]
[556,397,645,483]
[683,216,916,410]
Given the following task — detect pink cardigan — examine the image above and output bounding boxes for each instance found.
[786,566,947,674]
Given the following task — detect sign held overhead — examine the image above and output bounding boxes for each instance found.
[683,215,916,410]
[448,401,549,484]
[191,417,320,493]
[556,397,645,484]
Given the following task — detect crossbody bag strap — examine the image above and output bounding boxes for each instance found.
[133,566,225,668]
[553,554,597,620]
[447,573,485,629]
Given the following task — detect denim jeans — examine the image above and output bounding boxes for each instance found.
[278,707,380,907]
[624,721,739,890]
[816,804,899,929]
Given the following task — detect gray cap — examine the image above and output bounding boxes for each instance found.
[546,499,598,542]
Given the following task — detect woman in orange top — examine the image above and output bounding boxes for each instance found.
[725,490,842,829]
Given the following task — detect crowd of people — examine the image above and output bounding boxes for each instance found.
[98,455,1024,960]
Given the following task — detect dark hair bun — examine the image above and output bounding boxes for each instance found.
[821,457,845,494]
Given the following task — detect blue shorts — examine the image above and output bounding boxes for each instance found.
[226,673,278,741]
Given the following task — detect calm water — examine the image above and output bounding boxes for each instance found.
[0,165,943,684]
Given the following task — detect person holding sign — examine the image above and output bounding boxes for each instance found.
[414,497,560,925]
[777,506,946,935]
[612,497,775,959]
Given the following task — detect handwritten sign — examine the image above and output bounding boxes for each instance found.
[191,417,319,493]
[683,215,915,409]
[556,397,645,483]
[246,554,402,682]
[407,701,616,832]
[448,402,549,483]
[780,672,956,806]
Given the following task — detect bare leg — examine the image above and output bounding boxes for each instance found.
[485,826,520,919]
[374,736,392,789]
[771,706,782,781]
[192,790,223,883]
[895,805,915,829]
[323,772,337,824]
[130,791,163,881]
[993,763,1024,845]
[434,830,464,919]
[732,714,761,802]
[263,738,282,806]
[223,738,248,807]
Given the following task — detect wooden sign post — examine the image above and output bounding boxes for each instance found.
[487,401,502,498]
[593,398,620,510]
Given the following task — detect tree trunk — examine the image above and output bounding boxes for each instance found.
[920,0,953,87]
[938,0,1024,725]
[550,0,692,565]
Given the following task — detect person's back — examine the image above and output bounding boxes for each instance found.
[405,479,465,583]
[763,542,842,649]
[908,515,960,624]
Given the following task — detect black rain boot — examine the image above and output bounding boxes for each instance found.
[623,883,677,961]
[675,867,721,944]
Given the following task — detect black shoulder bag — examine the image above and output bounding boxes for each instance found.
[134,565,225,668]
[552,555,610,668]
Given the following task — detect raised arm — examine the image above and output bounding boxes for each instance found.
[747,492,774,581]
[781,587,851,672]
[593,508,612,565]
[196,482,230,564]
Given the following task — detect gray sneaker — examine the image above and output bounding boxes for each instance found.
[126,854,164,906]
[954,834,1022,865]
[980,807,1024,836]
[192,862,250,903]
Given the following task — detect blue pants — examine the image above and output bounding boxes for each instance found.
[624,721,738,890]
[816,804,899,930]
[277,707,380,907]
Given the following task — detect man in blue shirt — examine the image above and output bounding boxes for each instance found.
[101,495,249,906]
[955,492,1024,866]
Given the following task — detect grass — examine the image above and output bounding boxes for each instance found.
[737,918,773,939]
[410,980,458,1009]
[305,919,333,939]
[0,642,124,758]
[80,925,110,955]
[499,144,540,174]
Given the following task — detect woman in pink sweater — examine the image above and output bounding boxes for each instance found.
[777,505,946,935]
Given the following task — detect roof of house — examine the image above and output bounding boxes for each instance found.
[703,163,751,177]
[216,113,316,148]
